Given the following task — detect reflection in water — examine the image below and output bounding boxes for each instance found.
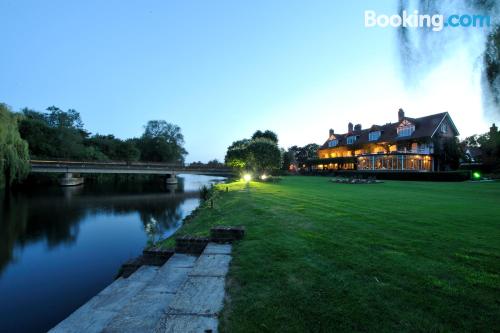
[0,174,224,333]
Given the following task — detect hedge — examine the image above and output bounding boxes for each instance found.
[307,170,471,182]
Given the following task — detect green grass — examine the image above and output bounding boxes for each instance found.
[161,177,500,332]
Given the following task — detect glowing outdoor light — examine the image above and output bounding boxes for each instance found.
[260,174,268,180]
[243,173,252,182]
[473,171,481,180]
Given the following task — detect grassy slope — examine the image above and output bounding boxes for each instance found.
[161,177,500,332]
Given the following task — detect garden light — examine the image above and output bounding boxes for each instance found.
[243,173,252,182]
[473,171,481,180]
[260,174,268,180]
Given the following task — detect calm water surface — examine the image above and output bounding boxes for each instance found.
[0,174,224,333]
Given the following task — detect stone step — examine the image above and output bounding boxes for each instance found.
[103,254,197,333]
[155,243,232,333]
[50,243,234,333]
[49,265,159,333]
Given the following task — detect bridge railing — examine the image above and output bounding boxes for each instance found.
[29,160,233,171]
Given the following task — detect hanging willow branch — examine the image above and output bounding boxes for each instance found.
[0,103,30,188]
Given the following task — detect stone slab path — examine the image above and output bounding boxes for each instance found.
[49,243,232,333]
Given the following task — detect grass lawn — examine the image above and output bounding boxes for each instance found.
[161,176,500,332]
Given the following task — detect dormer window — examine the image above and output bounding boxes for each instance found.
[369,131,381,141]
[347,136,357,144]
[397,120,415,137]
[328,139,338,147]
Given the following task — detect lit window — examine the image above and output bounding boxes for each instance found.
[328,139,338,147]
[347,136,356,144]
[369,131,381,141]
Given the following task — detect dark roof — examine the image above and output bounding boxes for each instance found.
[320,112,458,149]
[465,147,482,159]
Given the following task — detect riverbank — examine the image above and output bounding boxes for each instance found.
[0,175,222,332]
[158,176,500,332]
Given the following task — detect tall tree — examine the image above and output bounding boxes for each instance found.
[19,108,91,160]
[251,130,278,143]
[433,137,463,171]
[291,144,319,166]
[280,147,291,170]
[225,139,251,169]
[0,104,30,188]
[46,106,84,129]
[246,138,281,172]
[138,120,187,163]
[478,124,500,171]
[225,131,281,173]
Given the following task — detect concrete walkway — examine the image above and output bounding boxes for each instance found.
[49,243,232,333]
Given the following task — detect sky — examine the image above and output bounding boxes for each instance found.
[0,1,497,162]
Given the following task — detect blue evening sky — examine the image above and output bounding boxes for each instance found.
[0,1,494,162]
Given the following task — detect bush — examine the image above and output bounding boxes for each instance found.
[200,185,211,201]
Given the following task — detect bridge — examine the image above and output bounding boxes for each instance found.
[29,160,234,185]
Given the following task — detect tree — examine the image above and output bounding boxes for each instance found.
[206,159,224,168]
[12,105,189,165]
[143,120,184,145]
[478,124,500,171]
[281,147,291,170]
[85,134,140,161]
[117,139,141,162]
[225,139,251,169]
[484,25,500,108]
[46,106,84,129]
[463,134,480,148]
[225,131,281,174]
[137,120,187,163]
[251,130,278,143]
[292,144,319,166]
[0,104,30,188]
[246,138,281,173]
[433,137,462,171]
[19,108,92,160]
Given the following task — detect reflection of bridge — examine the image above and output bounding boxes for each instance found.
[29,160,233,185]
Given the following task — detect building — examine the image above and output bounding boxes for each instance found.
[312,109,459,172]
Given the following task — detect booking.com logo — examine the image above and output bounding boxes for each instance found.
[365,10,491,31]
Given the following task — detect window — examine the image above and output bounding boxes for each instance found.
[441,123,448,133]
[347,136,356,144]
[369,131,381,141]
[398,127,413,136]
[397,126,414,137]
[397,120,415,137]
[328,139,338,147]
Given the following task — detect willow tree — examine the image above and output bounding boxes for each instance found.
[0,103,30,188]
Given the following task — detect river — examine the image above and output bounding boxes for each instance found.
[0,174,224,333]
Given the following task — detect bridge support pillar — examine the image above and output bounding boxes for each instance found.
[58,173,84,187]
[165,173,178,185]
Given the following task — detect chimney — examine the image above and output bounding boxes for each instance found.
[490,123,497,135]
[329,129,334,136]
[354,124,362,131]
[398,108,405,122]
[348,122,353,133]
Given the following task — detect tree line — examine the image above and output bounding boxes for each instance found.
[462,124,500,172]
[0,103,188,188]
[224,129,320,175]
